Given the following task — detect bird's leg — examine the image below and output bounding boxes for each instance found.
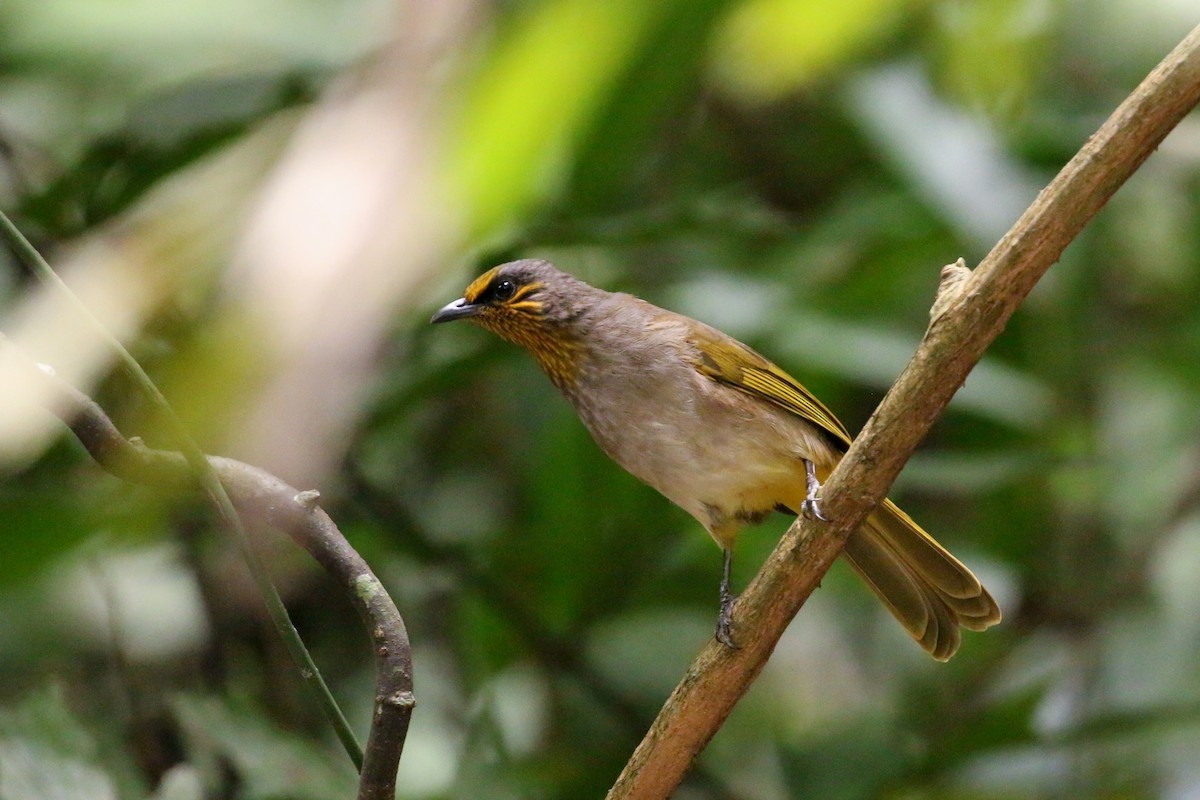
[716,547,738,648]
[801,459,828,521]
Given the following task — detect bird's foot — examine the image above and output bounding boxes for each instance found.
[716,591,739,648]
[801,459,828,521]
[801,497,827,521]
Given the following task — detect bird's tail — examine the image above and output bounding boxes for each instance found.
[840,498,1001,661]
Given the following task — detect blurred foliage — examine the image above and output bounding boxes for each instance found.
[3,0,1200,798]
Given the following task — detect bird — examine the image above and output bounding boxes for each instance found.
[431,259,1001,660]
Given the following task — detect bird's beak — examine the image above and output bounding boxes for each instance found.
[430,297,482,324]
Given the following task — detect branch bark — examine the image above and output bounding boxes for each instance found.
[607,22,1200,800]
[15,352,413,800]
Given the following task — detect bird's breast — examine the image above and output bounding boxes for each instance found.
[564,353,838,541]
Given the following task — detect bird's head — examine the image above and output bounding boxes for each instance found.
[431,259,595,387]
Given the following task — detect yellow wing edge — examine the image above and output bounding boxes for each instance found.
[691,330,852,446]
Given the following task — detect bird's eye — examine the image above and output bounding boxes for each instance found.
[493,279,517,302]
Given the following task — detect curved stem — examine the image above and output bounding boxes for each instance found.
[0,212,363,767]
[9,350,413,800]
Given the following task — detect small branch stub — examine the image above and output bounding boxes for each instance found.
[928,258,973,332]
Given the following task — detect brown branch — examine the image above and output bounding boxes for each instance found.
[607,22,1200,800]
[19,355,413,800]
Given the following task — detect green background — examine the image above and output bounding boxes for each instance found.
[2,0,1200,797]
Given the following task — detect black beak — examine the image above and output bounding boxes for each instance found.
[430,297,482,324]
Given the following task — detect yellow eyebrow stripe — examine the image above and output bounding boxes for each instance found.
[510,281,542,301]
[463,267,501,302]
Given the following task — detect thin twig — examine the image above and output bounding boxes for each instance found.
[8,346,414,800]
[607,22,1200,800]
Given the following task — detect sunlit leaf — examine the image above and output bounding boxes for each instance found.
[448,0,668,235]
[710,0,910,100]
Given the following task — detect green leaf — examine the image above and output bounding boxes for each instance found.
[172,694,358,800]
[0,686,119,800]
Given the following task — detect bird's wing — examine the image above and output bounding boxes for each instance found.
[689,325,853,447]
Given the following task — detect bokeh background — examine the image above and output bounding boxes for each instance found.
[2,1,1200,798]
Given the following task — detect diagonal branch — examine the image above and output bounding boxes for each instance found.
[607,22,1200,800]
[10,348,413,800]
